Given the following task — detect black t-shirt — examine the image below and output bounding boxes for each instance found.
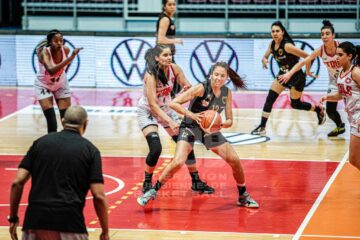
[19,129,104,233]
[271,39,300,75]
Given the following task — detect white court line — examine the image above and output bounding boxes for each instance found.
[98,154,340,163]
[293,150,349,240]
[0,105,33,122]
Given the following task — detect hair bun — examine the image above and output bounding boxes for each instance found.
[322,20,333,27]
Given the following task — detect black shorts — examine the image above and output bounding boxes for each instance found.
[178,122,227,150]
[277,70,305,92]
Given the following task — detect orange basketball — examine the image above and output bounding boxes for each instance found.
[200,110,222,133]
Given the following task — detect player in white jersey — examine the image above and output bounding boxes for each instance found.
[320,41,360,171]
[35,29,82,133]
[279,20,345,137]
[137,45,214,194]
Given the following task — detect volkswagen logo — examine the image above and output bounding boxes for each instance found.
[190,40,239,84]
[111,39,152,87]
[269,40,320,87]
[32,39,80,82]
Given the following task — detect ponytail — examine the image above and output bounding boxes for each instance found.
[209,61,246,90]
[355,45,360,67]
[35,38,48,55]
[144,45,169,85]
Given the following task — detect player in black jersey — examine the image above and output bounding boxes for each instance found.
[156,0,184,97]
[137,62,259,208]
[251,21,326,135]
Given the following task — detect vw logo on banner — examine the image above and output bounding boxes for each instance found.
[32,39,80,82]
[190,40,239,83]
[269,40,320,87]
[111,39,152,87]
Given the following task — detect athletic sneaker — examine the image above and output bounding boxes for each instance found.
[328,123,346,137]
[237,191,259,208]
[137,189,157,207]
[142,181,152,194]
[251,125,266,135]
[316,105,326,125]
[191,181,215,194]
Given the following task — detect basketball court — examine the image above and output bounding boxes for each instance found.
[0,87,359,240]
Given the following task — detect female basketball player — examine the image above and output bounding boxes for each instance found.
[156,0,183,96]
[35,29,82,133]
[138,62,259,208]
[137,45,214,194]
[319,42,360,170]
[251,21,326,135]
[279,20,345,137]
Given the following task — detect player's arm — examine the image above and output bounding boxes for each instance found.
[262,42,272,69]
[279,48,320,83]
[41,46,82,75]
[170,84,204,122]
[157,17,183,45]
[285,43,311,72]
[221,90,233,128]
[172,63,191,90]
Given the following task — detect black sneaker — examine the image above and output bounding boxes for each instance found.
[316,105,326,125]
[251,125,266,135]
[191,181,215,194]
[328,123,346,137]
[142,181,152,194]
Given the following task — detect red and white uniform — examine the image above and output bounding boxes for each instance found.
[320,41,342,92]
[137,65,180,129]
[337,65,360,137]
[34,46,70,100]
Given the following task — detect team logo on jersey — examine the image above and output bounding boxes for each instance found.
[111,39,152,86]
[190,40,239,84]
[269,40,320,87]
[278,49,283,56]
[32,39,80,82]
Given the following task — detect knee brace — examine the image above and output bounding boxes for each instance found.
[263,90,279,113]
[43,108,57,133]
[290,98,311,111]
[145,132,162,167]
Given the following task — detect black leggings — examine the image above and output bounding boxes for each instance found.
[326,101,343,127]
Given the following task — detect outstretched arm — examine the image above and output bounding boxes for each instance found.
[41,45,83,75]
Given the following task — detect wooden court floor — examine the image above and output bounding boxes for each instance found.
[0,87,359,240]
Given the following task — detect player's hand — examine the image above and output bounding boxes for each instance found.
[71,47,84,56]
[169,120,179,135]
[278,73,291,84]
[306,70,318,79]
[318,96,327,104]
[9,221,19,240]
[100,232,109,240]
[261,57,268,69]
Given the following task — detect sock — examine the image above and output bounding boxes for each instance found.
[260,116,268,128]
[190,171,200,183]
[237,185,247,195]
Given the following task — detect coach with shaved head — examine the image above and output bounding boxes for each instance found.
[9,106,109,240]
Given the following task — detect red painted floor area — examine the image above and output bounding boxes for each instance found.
[0,88,344,119]
[0,155,338,234]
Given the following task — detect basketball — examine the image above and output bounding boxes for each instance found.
[200,110,222,133]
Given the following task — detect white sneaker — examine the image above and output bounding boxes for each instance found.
[137,189,157,207]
